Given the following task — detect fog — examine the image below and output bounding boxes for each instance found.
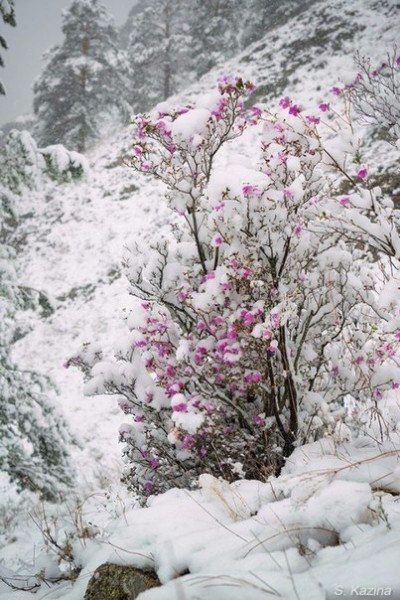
[0,0,133,126]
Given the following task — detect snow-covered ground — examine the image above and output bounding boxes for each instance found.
[1,0,400,597]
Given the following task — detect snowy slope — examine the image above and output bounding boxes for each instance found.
[1,0,399,597]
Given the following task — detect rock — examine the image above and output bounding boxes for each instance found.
[84,563,160,600]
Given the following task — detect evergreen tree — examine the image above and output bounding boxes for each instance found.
[127,0,192,112]
[0,133,74,500]
[33,0,129,152]
[0,0,16,95]
[190,0,241,78]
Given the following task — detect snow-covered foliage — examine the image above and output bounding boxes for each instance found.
[73,66,400,503]
[0,142,74,501]
[0,129,88,193]
[33,0,129,152]
[350,48,400,145]
[40,145,88,184]
[0,0,15,95]
[127,0,192,112]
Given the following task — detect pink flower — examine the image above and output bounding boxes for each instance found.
[270,312,280,327]
[396,56,400,66]
[165,364,175,377]
[293,225,302,236]
[172,402,187,412]
[133,145,143,155]
[339,196,350,206]
[331,86,342,96]
[395,331,400,339]
[289,104,301,116]
[196,345,207,355]
[242,312,255,326]
[182,434,194,449]
[250,105,262,116]
[254,414,264,425]
[242,184,260,197]
[212,234,223,247]
[306,115,320,125]
[197,321,206,331]
[150,457,159,469]
[155,120,166,130]
[279,96,291,109]
[318,103,330,112]
[144,481,153,495]
[252,371,262,383]
[357,167,368,179]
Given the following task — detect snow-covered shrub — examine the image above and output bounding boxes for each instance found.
[0,129,88,193]
[0,129,43,193]
[40,145,89,183]
[76,75,400,502]
[349,48,400,145]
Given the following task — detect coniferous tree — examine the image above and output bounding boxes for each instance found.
[0,0,16,95]
[127,0,192,112]
[190,0,241,78]
[33,0,129,152]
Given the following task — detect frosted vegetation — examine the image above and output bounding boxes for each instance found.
[0,0,400,598]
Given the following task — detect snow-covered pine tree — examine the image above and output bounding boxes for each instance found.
[189,0,241,78]
[127,0,192,112]
[33,0,129,152]
[0,0,16,95]
[0,134,74,501]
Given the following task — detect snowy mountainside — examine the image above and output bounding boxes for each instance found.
[177,0,399,107]
[1,0,400,597]
[11,144,170,481]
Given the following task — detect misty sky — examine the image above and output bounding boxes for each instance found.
[0,0,133,126]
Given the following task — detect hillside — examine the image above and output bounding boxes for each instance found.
[0,0,399,598]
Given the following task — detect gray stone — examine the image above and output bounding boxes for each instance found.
[84,563,160,600]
